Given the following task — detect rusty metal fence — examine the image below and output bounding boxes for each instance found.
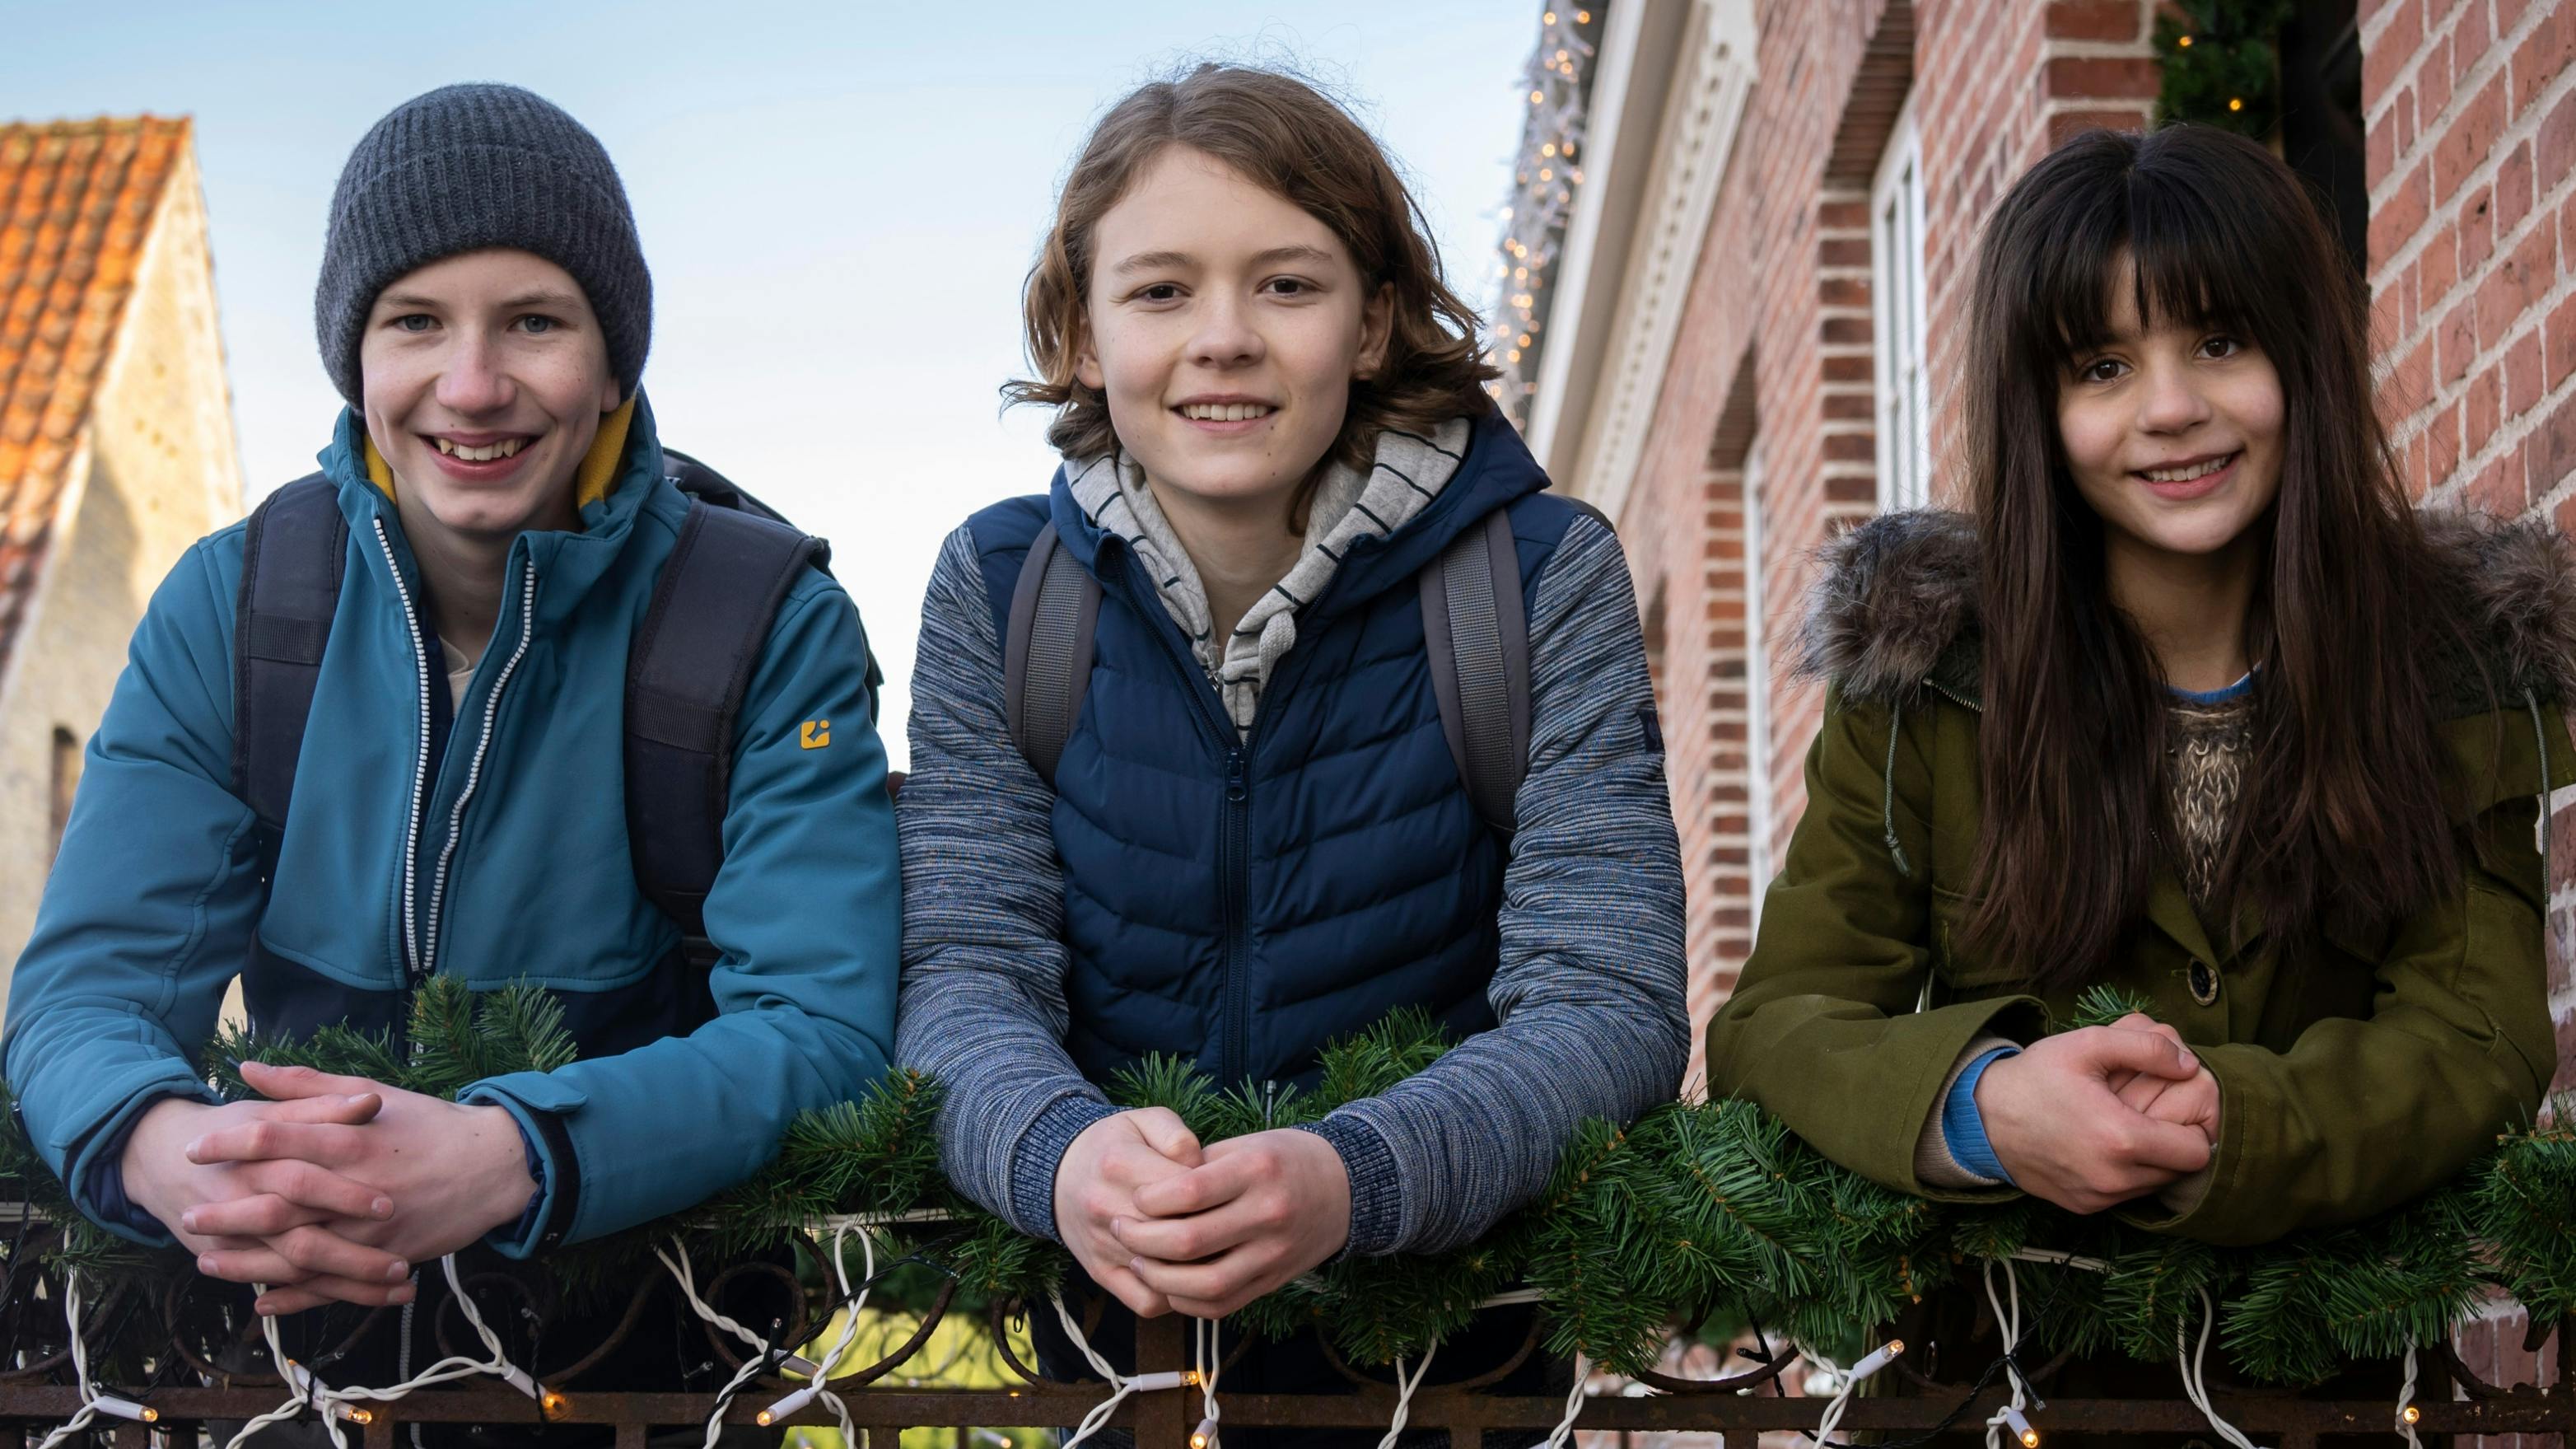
[0,1240,2565,1447]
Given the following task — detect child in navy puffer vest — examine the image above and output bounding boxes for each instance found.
[894,63,1688,1446]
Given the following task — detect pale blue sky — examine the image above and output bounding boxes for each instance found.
[7,2,1535,765]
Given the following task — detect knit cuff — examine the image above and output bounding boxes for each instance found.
[1913,1035,2019,1190]
[1008,1094,1120,1243]
[1296,1114,1404,1258]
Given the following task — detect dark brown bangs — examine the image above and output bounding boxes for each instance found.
[1959,124,2461,991]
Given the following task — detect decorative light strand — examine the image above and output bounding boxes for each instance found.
[1486,5,1607,424]
[2175,1287,2259,1449]
[1981,1260,2038,1449]
[1048,1291,1199,1447]
[1810,1339,1906,1445]
[1373,1336,1440,1449]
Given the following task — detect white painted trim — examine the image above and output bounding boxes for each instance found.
[1869,94,1930,512]
[1562,0,1760,524]
[1524,0,1693,479]
[1742,437,1772,926]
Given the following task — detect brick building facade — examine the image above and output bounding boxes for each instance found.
[1520,0,2574,1406]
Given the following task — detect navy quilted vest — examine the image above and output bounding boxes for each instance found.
[968,412,1584,1089]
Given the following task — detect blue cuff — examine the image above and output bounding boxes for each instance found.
[74,1087,215,1247]
[1008,1094,1120,1242]
[458,1088,569,1258]
[1295,1114,1403,1257]
[84,1141,175,1242]
[1942,1046,2021,1186]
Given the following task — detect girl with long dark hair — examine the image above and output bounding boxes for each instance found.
[1710,123,2575,1409]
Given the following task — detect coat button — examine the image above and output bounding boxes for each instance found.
[2188,961,2219,1006]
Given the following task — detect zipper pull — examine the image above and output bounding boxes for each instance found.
[1225,747,1249,802]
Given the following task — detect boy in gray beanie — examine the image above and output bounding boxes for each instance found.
[6,82,898,1430]
[314,82,652,408]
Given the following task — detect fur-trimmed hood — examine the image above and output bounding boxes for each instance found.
[1794,507,2576,715]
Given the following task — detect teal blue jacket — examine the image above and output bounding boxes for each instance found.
[2,399,898,1252]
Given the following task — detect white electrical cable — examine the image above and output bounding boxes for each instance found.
[1538,1351,1591,1448]
[1808,1339,1906,1446]
[2173,1287,2257,1449]
[1048,1290,1196,1447]
[1190,1315,1223,1449]
[746,1226,875,1447]
[1980,1259,2038,1449]
[2396,1341,2424,1447]
[217,1254,557,1449]
[1372,1336,1440,1449]
[31,1273,120,1449]
[657,1237,835,1378]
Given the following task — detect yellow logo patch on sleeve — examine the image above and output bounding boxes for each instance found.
[800,720,831,750]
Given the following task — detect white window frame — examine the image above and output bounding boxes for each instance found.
[1871,98,1931,512]
[1743,441,1773,928]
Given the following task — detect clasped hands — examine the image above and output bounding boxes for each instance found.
[1974,1012,2221,1215]
[1053,1108,1352,1320]
[118,1062,538,1316]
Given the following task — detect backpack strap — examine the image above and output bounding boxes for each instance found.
[231,474,346,867]
[625,502,825,968]
[1421,508,1533,839]
[1001,521,1100,788]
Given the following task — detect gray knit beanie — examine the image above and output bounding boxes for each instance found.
[315,83,651,406]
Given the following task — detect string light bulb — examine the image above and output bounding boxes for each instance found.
[338,1406,374,1426]
[87,1396,156,1424]
[2177,33,2193,46]
[539,1388,570,1421]
[2003,1405,2038,1447]
[2402,1405,2422,1425]
[1846,1339,1906,1381]
[1191,1416,1220,1448]
[756,1385,820,1428]
[2228,97,2244,111]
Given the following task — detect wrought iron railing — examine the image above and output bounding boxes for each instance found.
[0,1232,2565,1447]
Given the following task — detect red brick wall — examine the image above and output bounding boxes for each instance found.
[1626,0,2163,1085]
[2364,0,2576,1415]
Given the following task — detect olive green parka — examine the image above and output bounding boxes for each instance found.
[1706,508,2576,1247]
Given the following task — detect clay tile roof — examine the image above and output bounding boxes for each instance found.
[0,115,190,681]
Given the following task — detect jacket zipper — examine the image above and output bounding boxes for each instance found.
[1219,746,1252,1087]
[418,560,539,982]
[372,520,437,980]
[1109,543,1261,1086]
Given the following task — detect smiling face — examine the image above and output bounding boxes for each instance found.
[1075,146,1392,518]
[358,248,622,547]
[2056,275,2285,565]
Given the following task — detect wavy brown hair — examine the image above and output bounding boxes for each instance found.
[1003,63,1497,521]
[1960,125,2473,989]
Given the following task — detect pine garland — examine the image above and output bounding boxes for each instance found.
[2154,0,2294,137]
[10,983,2575,1388]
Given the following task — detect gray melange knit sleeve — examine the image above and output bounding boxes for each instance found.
[1297,512,1690,1255]
[895,525,1113,1241]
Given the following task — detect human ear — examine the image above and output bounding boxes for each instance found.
[1074,320,1106,392]
[1353,282,1395,381]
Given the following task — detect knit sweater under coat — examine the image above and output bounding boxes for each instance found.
[894,409,1689,1260]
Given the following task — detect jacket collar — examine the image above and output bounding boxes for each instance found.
[1801,506,2576,965]
[1044,406,1551,623]
[1795,507,2576,718]
[316,392,677,629]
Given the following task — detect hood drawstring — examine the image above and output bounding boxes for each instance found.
[2528,690,2553,890]
[1883,695,1913,877]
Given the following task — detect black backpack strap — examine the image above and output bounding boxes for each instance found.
[1001,522,1100,788]
[231,474,346,863]
[1421,508,1532,839]
[626,502,825,967]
